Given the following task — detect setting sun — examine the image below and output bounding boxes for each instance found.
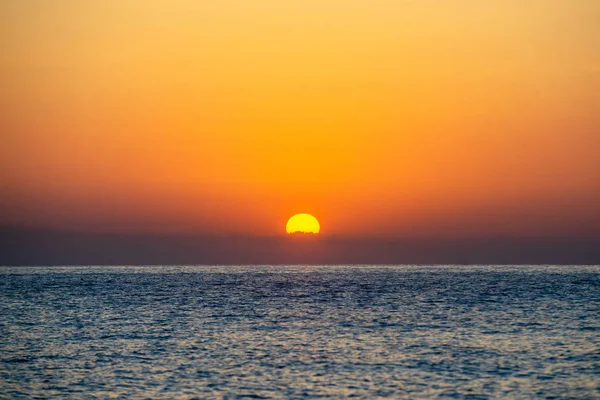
[286,214,320,234]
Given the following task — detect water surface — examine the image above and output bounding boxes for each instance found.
[1,265,599,398]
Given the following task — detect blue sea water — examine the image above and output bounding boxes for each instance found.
[0,265,599,399]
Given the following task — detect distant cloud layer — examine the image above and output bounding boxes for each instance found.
[2,229,599,266]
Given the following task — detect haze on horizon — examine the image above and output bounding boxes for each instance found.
[2,0,599,238]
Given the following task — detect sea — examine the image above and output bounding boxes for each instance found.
[1,265,598,399]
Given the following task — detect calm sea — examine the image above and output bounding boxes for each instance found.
[1,265,599,399]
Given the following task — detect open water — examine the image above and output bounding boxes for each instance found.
[1,265,599,398]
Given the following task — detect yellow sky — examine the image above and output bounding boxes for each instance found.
[2,0,599,236]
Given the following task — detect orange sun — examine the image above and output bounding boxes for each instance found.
[286,214,320,234]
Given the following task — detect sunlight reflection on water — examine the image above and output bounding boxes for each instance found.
[1,265,599,398]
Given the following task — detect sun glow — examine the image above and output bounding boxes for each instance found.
[286,214,320,234]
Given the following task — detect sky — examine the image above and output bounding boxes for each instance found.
[1,0,599,238]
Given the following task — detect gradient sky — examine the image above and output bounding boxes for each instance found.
[2,0,599,237]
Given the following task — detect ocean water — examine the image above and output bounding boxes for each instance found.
[0,265,598,399]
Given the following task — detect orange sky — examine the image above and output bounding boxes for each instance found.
[2,0,599,237]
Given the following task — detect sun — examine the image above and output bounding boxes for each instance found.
[286,214,320,234]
